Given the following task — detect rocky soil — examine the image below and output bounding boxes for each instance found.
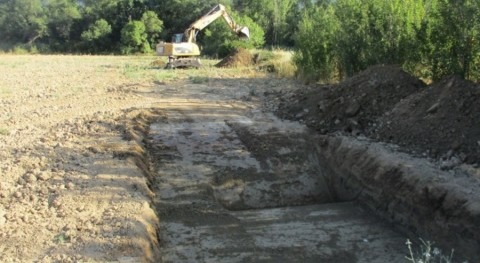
[273,65,480,166]
[1,56,479,262]
[268,65,480,260]
[215,48,254,68]
[0,56,163,262]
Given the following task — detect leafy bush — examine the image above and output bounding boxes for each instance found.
[200,11,265,58]
[81,19,112,53]
[141,11,164,48]
[293,5,339,82]
[294,0,480,82]
[120,21,150,54]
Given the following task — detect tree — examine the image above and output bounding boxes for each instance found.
[293,0,436,81]
[0,0,48,44]
[46,0,81,51]
[141,10,163,48]
[120,20,150,54]
[81,19,112,52]
[151,0,222,40]
[234,0,296,46]
[200,12,265,57]
[294,5,339,81]
[412,0,480,80]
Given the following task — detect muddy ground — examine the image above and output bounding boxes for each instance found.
[0,56,479,262]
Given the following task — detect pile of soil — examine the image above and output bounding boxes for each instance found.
[274,65,480,164]
[215,48,254,68]
[276,65,425,133]
[374,75,480,163]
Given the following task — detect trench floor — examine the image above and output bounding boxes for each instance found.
[147,83,407,262]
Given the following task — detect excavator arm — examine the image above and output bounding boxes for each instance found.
[156,4,250,69]
[183,4,250,43]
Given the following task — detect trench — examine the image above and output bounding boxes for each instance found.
[131,83,479,262]
[137,99,406,262]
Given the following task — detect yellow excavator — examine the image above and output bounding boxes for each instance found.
[156,4,250,69]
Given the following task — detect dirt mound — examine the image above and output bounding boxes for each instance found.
[276,65,425,133]
[150,59,166,68]
[215,48,253,68]
[273,65,480,164]
[374,75,480,163]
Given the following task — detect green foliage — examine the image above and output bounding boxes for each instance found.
[201,12,265,57]
[409,0,480,80]
[0,0,477,82]
[151,0,222,39]
[294,0,480,82]
[234,0,296,46]
[81,19,112,52]
[294,5,339,81]
[120,20,151,54]
[141,11,164,48]
[0,0,48,44]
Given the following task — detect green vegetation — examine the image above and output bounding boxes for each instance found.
[0,128,9,136]
[201,12,265,57]
[0,0,477,82]
[294,0,480,82]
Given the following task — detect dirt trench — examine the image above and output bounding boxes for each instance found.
[117,76,480,262]
[101,81,422,262]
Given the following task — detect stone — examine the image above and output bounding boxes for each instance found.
[345,102,361,117]
[65,182,75,190]
[25,173,37,183]
[426,102,440,114]
[37,171,51,181]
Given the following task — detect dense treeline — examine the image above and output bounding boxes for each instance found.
[0,0,280,55]
[0,0,478,81]
[295,0,480,81]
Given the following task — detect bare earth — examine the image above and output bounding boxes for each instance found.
[1,55,479,262]
[0,55,167,262]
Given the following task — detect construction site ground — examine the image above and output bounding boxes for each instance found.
[0,55,479,263]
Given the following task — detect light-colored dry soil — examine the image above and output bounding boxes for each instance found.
[1,55,479,263]
[0,55,263,262]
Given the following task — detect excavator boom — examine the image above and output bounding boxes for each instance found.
[184,4,249,43]
[156,4,249,69]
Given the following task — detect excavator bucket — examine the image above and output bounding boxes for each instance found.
[237,26,250,39]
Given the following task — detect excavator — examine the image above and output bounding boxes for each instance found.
[156,4,250,69]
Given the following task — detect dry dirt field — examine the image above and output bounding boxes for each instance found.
[0,55,262,262]
[0,55,479,262]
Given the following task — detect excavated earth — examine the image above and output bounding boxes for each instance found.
[1,56,479,262]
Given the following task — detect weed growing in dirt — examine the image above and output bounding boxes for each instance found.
[53,233,70,244]
[405,239,460,263]
[122,63,150,79]
[0,128,9,136]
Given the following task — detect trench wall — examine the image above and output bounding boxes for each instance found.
[315,135,480,261]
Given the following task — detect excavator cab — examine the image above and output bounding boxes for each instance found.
[172,34,184,43]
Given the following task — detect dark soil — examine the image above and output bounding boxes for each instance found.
[373,75,480,163]
[273,65,480,165]
[215,48,254,68]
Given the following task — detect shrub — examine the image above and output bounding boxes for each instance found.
[120,21,151,54]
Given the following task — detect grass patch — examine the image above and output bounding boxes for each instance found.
[253,49,297,78]
[122,63,150,79]
[0,128,9,136]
